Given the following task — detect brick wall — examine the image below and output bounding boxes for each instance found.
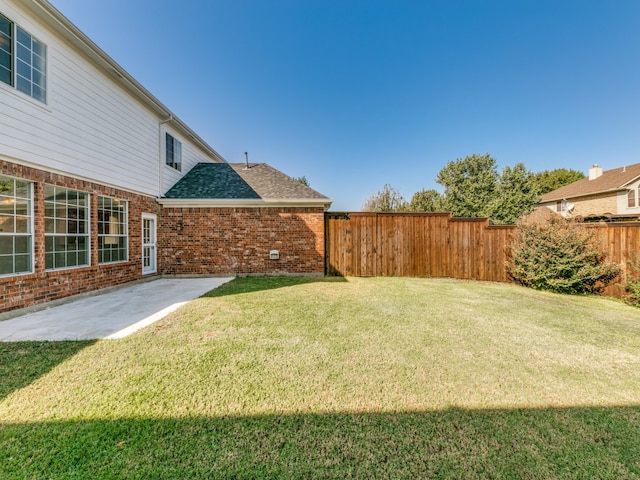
[0,160,160,313]
[159,207,325,276]
[570,193,618,217]
[539,192,618,218]
[1,160,327,314]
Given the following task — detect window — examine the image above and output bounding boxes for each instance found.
[166,133,182,171]
[0,13,46,103]
[556,200,568,212]
[44,185,89,270]
[0,14,12,87]
[628,187,640,209]
[98,197,128,263]
[0,175,32,276]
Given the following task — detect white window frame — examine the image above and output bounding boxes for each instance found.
[165,133,182,171]
[44,185,90,271]
[0,12,47,103]
[0,175,34,277]
[628,189,636,208]
[556,200,569,213]
[98,196,128,264]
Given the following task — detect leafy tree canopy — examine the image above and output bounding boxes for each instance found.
[362,184,407,212]
[293,176,310,187]
[487,163,540,225]
[361,156,584,224]
[436,153,499,218]
[529,168,584,195]
[407,189,443,212]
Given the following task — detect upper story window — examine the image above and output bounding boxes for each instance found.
[0,175,33,277]
[628,186,640,208]
[165,133,182,171]
[0,15,12,87]
[0,13,46,103]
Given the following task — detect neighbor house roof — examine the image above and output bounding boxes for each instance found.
[160,163,332,208]
[540,163,640,202]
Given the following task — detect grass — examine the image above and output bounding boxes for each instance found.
[1,276,640,478]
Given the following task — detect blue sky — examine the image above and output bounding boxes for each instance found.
[49,0,640,210]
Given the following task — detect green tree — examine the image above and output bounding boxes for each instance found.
[436,153,498,218]
[362,184,407,212]
[407,189,443,212]
[488,163,539,225]
[530,168,584,195]
[293,176,310,187]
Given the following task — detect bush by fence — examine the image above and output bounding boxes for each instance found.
[507,218,620,294]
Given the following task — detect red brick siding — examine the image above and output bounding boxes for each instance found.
[0,161,160,313]
[159,207,325,276]
[1,161,327,313]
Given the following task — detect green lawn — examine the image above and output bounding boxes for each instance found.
[2,276,640,479]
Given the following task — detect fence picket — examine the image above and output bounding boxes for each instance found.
[325,213,640,298]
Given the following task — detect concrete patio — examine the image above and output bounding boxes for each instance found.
[0,277,233,341]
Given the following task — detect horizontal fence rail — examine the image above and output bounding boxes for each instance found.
[325,212,640,298]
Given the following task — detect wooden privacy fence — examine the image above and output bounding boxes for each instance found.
[325,212,640,298]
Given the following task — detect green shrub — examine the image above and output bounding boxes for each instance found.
[507,218,620,295]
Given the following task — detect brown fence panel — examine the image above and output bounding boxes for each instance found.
[325,213,640,299]
[325,214,350,276]
[586,222,640,298]
[325,212,514,281]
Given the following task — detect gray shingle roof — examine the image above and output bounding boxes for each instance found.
[230,163,329,200]
[163,162,331,204]
[164,163,260,199]
[540,163,640,202]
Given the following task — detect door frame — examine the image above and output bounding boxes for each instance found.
[142,213,157,275]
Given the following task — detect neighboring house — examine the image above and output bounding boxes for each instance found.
[0,0,331,313]
[538,163,640,220]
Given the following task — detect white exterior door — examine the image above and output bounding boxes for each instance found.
[142,214,157,275]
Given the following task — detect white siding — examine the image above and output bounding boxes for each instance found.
[617,181,640,214]
[0,1,220,197]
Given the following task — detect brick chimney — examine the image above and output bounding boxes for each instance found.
[588,164,603,180]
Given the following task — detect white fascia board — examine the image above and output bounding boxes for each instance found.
[158,198,332,209]
[262,198,333,207]
[620,175,640,189]
[26,0,225,163]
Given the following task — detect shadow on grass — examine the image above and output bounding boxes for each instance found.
[0,341,95,401]
[203,275,347,299]
[1,406,639,479]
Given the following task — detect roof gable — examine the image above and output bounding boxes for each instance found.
[163,162,332,206]
[540,163,640,202]
[164,163,260,199]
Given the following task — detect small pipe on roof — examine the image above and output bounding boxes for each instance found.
[244,151,250,169]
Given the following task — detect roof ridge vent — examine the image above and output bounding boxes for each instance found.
[588,164,603,180]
